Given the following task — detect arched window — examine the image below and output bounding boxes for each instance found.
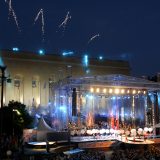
[57,67,64,81]
[14,74,23,103]
[32,76,40,106]
[66,65,72,78]
[49,74,56,102]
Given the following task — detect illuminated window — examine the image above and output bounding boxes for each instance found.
[66,65,72,77]
[14,75,23,103]
[32,80,37,88]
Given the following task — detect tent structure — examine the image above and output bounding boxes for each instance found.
[37,117,54,131]
[36,117,55,141]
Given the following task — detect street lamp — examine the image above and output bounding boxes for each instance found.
[0,66,6,135]
[0,66,6,108]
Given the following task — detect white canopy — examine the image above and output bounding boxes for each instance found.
[37,117,53,131]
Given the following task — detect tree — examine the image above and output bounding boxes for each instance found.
[0,101,33,135]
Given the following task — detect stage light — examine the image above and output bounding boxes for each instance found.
[83,54,88,67]
[112,96,116,100]
[120,130,125,135]
[59,106,66,113]
[148,128,153,133]
[109,88,113,94]
[90,88,94,93]
[138,90,141,94]
[86,94,89,97]
[144,127,149,132]
[121,89,125,94]
[62,51,74,56]
[86,69,90,74]
[82,98,86,103]
[87,130,92,135]
[105,129,110,134]
[143,91,146,94]
[99,56,103,60]
[38,49,45,55]
[110,128,114,134]
[127,89,130,94]
[92,129,97,134]
[96,88,100,93]
[36,98,40,105]
[137,128,143,136]
[148,92,152,96]
[81,129,85,135]
[89,95,93,99]
[103,88,107,93]
[115,88,120,94]
[100,129,106,135]
[132,90,136,94]
[12,47,19,51]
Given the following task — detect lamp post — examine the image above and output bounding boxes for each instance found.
[0,66,6,108]
[0,66,6,135]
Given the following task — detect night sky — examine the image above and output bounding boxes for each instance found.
[0,0,160,76]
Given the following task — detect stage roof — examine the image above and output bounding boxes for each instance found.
[53,74,160,91]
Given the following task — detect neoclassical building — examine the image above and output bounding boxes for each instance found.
[0,50,130,107]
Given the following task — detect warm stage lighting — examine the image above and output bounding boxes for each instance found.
[90,88,94,93]
[121,89,125,94]
[96,88,100,93]
[132,90,136,94]
[143,90,146,94]
[127,89,130,94]
[103,88,107,93]
[109,88,113,94]
[115,88,120,94]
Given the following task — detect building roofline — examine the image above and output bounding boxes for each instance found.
[0,49,130,68]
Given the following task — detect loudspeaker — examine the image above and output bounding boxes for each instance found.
[72,88,77,116]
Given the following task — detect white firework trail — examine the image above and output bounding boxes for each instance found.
[88,34,100,44]
[59,11,71,30]
[34,9,45,41]
[5,0,12,18]
[5,0,21,32]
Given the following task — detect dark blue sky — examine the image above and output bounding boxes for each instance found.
[0,0,160,76]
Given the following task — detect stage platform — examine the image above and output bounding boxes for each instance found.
[25,135,158,154]
[71,135,116,142]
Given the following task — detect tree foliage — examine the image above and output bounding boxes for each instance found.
[0,100,33,135]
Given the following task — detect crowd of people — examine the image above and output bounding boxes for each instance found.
[110,145,160,160]
[52,151,105,160]
[0,134,23,159]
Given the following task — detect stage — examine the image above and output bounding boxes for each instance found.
[51,75,160,132]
